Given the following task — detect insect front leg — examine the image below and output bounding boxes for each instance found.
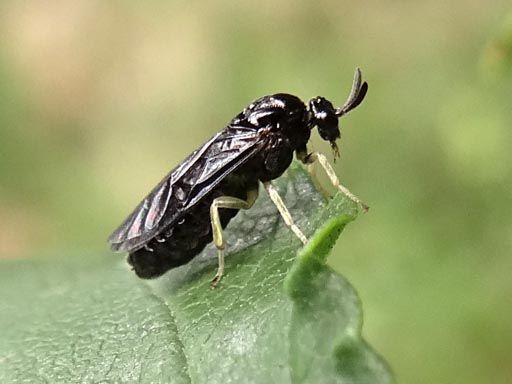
[301,151,369,212]
[210,189,259,288]
[263,182,308,245]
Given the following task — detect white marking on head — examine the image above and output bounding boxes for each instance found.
[316,111,327,119]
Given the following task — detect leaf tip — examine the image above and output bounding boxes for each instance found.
[284,214,354,299]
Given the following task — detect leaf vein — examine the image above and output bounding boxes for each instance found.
[139,282,193,384]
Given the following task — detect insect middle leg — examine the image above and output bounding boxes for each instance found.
[210,189,258,288]
[263,182,308,245]
[302,152,369,212]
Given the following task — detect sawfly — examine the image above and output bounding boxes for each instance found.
[108,68,368,287]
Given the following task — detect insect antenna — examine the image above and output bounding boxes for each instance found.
[336,68,368,117]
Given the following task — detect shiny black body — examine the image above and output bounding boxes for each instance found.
[109,70,368,279]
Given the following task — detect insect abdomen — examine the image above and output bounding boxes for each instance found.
[127,177,251,279]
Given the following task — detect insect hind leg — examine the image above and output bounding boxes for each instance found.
[303,151,369,212]
[210,189,258,288]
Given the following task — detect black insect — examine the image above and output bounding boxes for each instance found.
[108,68,368,287]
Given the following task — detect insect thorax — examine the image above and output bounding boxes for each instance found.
[242,94,311,149]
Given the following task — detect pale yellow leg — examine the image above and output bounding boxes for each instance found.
[263,182,308,245]
[305,152,369,212]
[210,189,258,288]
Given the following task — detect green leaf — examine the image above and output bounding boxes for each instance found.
[0,164,392,383]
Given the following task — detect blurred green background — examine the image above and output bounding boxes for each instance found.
[1,1,511,383]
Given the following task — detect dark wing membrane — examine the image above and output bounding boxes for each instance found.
[108,126,266,253]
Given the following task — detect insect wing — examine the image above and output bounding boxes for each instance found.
[107,134,218,252]
[108,127,265,253]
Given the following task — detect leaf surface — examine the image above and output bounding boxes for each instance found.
[0,164,392,383]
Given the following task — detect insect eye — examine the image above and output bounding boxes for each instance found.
[310,97,335,121]
[308,97,340,141]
